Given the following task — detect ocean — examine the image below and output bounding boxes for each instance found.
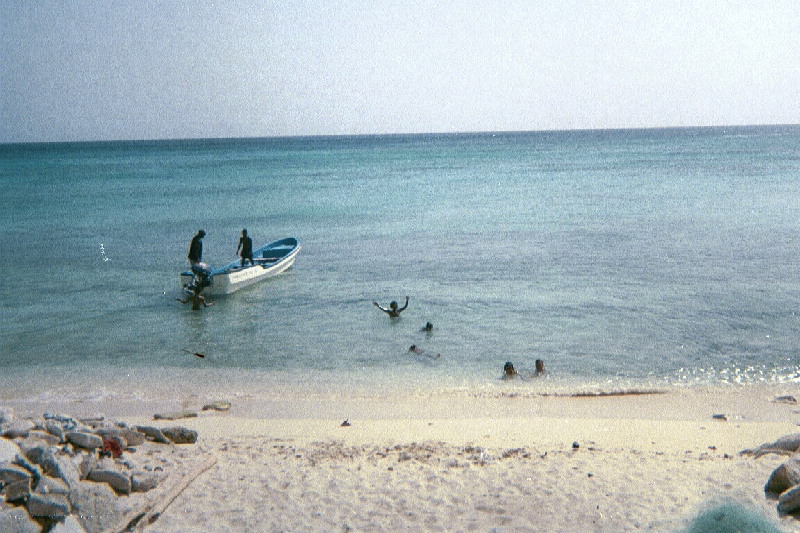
[1,126,799,403]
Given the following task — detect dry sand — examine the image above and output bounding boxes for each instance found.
[7,384,800,532]
[143,420,788,533]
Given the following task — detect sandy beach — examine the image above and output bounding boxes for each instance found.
[5,383,800,532]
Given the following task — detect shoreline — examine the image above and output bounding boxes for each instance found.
[3,377,800,423]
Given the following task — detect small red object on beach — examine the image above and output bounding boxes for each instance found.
[102,437,124,458]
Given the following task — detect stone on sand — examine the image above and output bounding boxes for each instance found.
[50,515,89,533]
[26,492,70,519]
[136,426,171,444]
[0,506,40,533]
[153,410,198,421]
[202,400,232,411]
[0,464,32,485]
[161,426,198,444]
[69,480,131,533]
[66,431,103,450]
[741,433,800,457]
[35,475,70,495]
[87,468,132,495]
[765,457,800,497]
[2,420,35,439]
[778,484,800,515]
[4,479,31,502]
[0,438,21,463]
[131,470,166,492]
[96,427,145,447]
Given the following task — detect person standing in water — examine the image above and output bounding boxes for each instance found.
[236,229,254,267]
[373,296,409,318]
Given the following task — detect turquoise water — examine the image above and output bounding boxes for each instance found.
[2,127,799,399]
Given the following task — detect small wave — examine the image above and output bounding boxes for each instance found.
[463,387,668,400]
[541,389,667,398]
[12,386,150,404]
[673,364,800,385]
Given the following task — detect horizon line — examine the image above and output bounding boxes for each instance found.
[2,122,799,147]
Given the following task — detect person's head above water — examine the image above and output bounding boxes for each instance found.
[535,359,545,374]
[503,362,517,377]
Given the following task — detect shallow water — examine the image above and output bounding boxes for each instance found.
[2,127,800,400]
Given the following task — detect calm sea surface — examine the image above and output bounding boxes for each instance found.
[1,127,799,401]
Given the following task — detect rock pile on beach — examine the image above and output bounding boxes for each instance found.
[0,409,200,533]
[742,430,800,518]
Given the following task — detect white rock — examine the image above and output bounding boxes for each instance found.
[70,480,131,533]
[131,470,164,492]
[2,420,35,439]
[0,506,40,533]
[50,515,88,533]
[0,438,21,463]
[35,475,70,495]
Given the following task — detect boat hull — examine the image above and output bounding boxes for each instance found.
[180,237,300,295]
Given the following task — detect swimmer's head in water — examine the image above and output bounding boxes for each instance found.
[389,301,398,310]
[503,362,516,376]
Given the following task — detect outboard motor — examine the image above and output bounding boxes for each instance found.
[187,262,213,292]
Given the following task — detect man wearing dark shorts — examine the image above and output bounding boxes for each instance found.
[237,229,253,267]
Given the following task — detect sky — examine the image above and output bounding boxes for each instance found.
[1,1,798,143]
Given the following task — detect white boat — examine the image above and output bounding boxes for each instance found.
[180,237,300,295]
